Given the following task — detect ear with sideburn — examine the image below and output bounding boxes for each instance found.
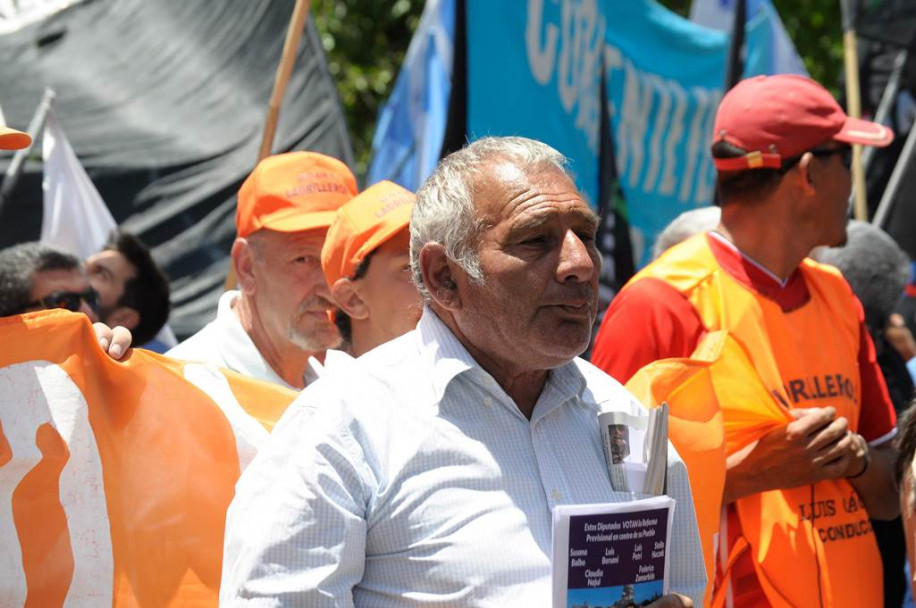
[232,238,257,295]
[419,243,462,310]
[330,278,370,321]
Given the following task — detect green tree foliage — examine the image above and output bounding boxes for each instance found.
[311,0,423,180]
[771,0,843,91]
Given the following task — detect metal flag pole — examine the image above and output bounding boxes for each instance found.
[723,0,747,92]
[225,0,312,290]
[863,49,908,177]
[872,118,916,229]
[0,88,55,216]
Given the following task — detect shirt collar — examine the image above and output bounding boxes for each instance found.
[415,307,476,404]
[216,290,298,391]
[531,360,588,423]
[706,232,810,312]
[415,306,587,417]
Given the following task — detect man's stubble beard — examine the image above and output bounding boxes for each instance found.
[286,296,343,352]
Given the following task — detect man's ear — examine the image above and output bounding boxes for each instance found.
[331,278,369,321]
[419,243,462,311]
[798,152,817,196]
[105,306,140,331]
[232,238,257,295]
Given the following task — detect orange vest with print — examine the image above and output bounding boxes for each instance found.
[629,233,882,608]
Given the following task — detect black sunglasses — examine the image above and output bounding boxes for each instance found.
[17,288,100,315]
[779,146,853,174]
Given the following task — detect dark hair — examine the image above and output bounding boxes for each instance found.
[333,249,376,345]
[0,242,81,316]
[712,141,784,203]
[103,230,171,345]
[812,220,910,332]
[895,403,916,485]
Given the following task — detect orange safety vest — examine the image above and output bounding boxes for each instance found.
[624,233,882,608]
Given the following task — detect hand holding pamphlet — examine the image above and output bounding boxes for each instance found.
[552,495,676,607]
[551,403,675,606]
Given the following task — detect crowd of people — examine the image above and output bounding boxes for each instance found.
[2,74,916,607]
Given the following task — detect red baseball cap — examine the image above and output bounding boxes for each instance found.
[321,180,415,287]
[713,74,893,172]
[236,151,358,238]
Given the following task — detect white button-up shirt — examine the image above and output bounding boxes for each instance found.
[220,309,706,606]
[166,290,328,390]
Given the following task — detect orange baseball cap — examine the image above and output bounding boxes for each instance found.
[321,180,415,287]
[236,151,358,238]
[0,126,31,150]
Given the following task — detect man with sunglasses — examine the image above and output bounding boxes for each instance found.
[0,242,100,321]
[592,75,898,606]
[0,241,133,358]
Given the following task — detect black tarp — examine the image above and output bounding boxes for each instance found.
[0,0,353,338]
[855,0,916,50]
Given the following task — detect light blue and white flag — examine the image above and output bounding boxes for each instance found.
[371,0,799,265]
[690,0,808,77]
[367,0,454,191]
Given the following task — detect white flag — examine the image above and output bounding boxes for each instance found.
[41,108,116,259]
[41,108,177,348]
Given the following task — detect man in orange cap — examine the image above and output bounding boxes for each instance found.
[592,74,899,606]
[168,151,357,389]
[320,180,422,358]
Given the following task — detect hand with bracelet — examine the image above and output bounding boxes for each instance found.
[845,431,870,479]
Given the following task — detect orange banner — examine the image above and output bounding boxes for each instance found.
[0,310,296,606]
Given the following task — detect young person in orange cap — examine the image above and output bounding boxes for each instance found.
[168,151,357,389]
[592,74,898,607]
[320,180,421,358]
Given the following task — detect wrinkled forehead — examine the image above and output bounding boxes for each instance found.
[251,227,329,255]
[475,161,592,225]
[89,250,137,280]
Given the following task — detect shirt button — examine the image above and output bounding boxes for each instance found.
[552,489,562,501]
[484,397,493,406]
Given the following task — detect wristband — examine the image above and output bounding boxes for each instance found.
[847,435,870,480]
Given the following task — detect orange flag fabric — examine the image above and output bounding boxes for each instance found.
[625,330,730,608]
[0,310,296,607]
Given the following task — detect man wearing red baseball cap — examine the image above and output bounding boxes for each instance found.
[592,75,898,607]
[168,151,357,389]
[320,180,422,358]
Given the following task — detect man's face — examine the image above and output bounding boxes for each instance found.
[250,229,341,352]
[86,250,137,321]
[811,144,853,247]
[358,229,422,343]
[28,267,99,322]
[451,163,600,371]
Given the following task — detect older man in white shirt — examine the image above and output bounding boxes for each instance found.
[220,137,706,607]
[167,151,357,389]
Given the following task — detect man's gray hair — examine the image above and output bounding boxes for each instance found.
[409,136,569,299]
[652,206,721,260]
[0,242,81,316]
